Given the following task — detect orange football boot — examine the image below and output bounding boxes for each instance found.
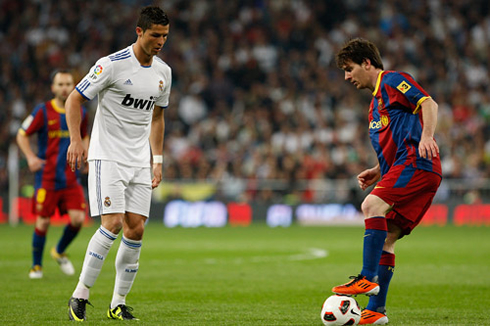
[332,274,380,296]
[359,309,389,325]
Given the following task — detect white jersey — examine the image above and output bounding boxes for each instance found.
[76,45,172,167]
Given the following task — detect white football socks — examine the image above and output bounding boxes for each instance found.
[111,236,142,309]
[72,226,118,299]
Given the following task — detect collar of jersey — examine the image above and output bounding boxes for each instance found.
[372,70,384,96]
[131,44,152,68]
[51,99,65,113]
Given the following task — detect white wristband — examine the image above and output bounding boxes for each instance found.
[153,155,163,164]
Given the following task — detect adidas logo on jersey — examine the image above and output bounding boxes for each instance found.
[121,94,155,111]
[124,79,133,85]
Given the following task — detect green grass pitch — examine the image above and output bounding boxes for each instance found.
[0,223,489,325]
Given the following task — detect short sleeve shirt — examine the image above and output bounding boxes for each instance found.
[369,71,442,177]
[76,45,172,167]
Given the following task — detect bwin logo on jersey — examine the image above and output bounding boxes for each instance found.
[121,94,155,111]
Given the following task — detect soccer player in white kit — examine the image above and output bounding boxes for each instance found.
[65,6,171,321]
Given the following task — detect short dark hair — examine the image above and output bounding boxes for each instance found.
[50,69,71,84]
[137,6,169,31]
[336,38,384,70]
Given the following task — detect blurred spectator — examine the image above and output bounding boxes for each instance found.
[3,0,490,204]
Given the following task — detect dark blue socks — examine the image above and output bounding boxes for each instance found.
[367,251,395,313]
[32,228,47,266]
[57,223,81,254]
[360,217,387,281]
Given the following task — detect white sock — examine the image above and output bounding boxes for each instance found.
[73,226,118,299]
[111,236,142,309]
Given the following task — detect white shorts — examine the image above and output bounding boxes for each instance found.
[88,160,152,218]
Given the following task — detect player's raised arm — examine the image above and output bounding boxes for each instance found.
[419,98,439,160]
[66,90,87,171]
[150,105,165,189]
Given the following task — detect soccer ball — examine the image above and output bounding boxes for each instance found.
[321,295,361,325]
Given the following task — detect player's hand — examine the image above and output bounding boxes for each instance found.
[357,166,381,191]
[27,156,46,172]
[419,136,439,160]
[151,163,162,189]
[67,140,87,171]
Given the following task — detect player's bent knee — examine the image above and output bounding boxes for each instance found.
[101,213,125,234]
[124,226,145,241]
[68,210,86,227]
[361,197,379,217]
[101,220,123,234]
[36,216,51,230]
[361,195,390,218]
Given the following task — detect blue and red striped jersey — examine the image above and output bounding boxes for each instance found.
[369,71,442,177]
[20,99,88,190]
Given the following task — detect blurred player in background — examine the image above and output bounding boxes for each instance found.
[17,70,89,279]
[331,38,442,325]
[65,6,171,322]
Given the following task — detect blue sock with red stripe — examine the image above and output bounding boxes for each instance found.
[56,223,81,254]
[32,228,47,267]
[360,217,387,281]
[367,251,395,313]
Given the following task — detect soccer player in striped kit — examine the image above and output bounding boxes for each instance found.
[331,38,442,325]
[65,6,171,322]
[17,70,89,279]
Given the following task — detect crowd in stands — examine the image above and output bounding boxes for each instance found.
[2,0,490,204]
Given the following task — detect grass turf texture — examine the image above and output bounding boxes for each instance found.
[0,223,489,325]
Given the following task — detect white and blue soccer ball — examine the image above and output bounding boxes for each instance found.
[321,295,361,325]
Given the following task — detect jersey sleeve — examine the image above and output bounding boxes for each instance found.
[156,65,172,109]
[20,104,45,135]
[385,72,430,114]
[76,56,113,101]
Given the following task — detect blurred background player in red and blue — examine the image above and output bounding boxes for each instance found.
[17,70,90,279]
[331,38,442,325]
